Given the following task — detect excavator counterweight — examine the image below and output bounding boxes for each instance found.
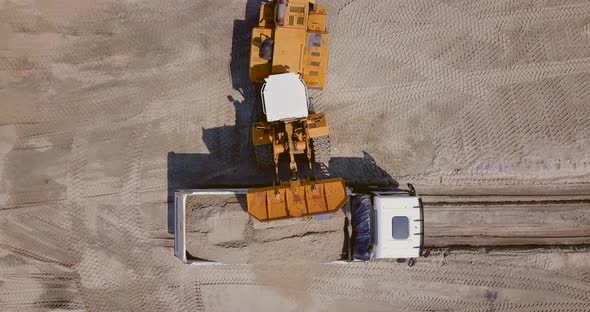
[250,0,330,89]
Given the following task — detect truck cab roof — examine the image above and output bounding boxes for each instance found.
[372,194,422,259]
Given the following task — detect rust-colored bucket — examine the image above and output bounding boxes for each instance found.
[246,178,347,221]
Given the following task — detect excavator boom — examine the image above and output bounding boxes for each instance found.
[248,109,346,221]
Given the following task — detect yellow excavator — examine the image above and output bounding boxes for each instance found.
[246,0,347,222]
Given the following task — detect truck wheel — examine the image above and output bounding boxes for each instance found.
[311,136,331,165]
[408,258,416,267]
[254,144,274,168]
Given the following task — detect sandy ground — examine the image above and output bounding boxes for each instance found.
[2,0,590,311]
[423,194,590,246]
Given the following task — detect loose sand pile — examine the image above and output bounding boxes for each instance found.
[185,195,346,264]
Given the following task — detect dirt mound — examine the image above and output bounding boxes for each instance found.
[185,195,346,264]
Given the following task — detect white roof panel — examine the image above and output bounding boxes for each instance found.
[373,196,422,259]
[262,73,309,122]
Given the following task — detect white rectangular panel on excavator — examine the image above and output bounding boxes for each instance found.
[261,73,309,122]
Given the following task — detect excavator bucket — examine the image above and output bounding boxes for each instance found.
[247,178,347,221]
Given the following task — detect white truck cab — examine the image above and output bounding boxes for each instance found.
[350,185,423,263]
[372,192,422,259]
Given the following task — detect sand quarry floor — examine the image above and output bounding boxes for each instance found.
[2,0,590,311]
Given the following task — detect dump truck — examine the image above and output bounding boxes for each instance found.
[245,0,346,222]
[173,184,424,264]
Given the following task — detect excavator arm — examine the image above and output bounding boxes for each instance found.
[248,115,346,221]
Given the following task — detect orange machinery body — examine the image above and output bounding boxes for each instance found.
[246,0,343,221]
[249,0,330,89]
[247,114,346,221]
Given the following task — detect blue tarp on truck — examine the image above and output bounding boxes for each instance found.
[351,195,372,261]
